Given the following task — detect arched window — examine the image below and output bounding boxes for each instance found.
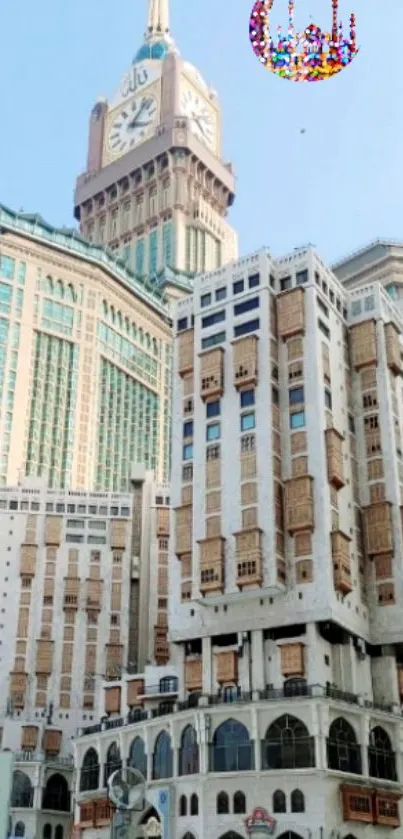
[262,714,314,770]
[159,676,178,693]
[276,833,304,839]
[45,276,53,295]
[66,284,75,302]
[273,789,286,813]
[43,826,52,839]
[104,742,122,786]
[217,791,229,814]
[152,731,173,780]
[368,726,397,781]
[56,279,64,298]
[179,794,187,816]
[183,834,196,839]
[327,718,362,774]
[14,824,25,838]
[217,834,245,839]
[128,736,147,778]
[179,725,199,775]
[233,790,246,814]
[80,747,99,791]
[42,773,70,811]
[55,828,64,839]
[291,789,305,812]
[10,771,33,807]
[190,793,199,815]
[211,719,254,772]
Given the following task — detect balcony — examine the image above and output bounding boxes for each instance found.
[284,476,314,534]
[138,677,179,698]
[200,347,224,401]
[234,528,263,589]
[332,531,352,595]
[232,335,258,389]
[325,428,345,489]
[177,328,194,377]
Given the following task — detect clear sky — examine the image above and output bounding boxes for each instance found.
[0,0,401,264]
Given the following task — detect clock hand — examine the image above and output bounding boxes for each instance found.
[192,113,206,137]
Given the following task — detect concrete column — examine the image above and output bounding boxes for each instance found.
[202,636,212,695]
[251,629,265,692]
[250,706,261,770]
[360,713,369,777]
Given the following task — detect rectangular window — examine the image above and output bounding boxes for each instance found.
[87,535,106,544]
[234,297,259,316]
[148,229,158,276]
[318,319,330,338]
[201,293,211,308]
[206,423,220,441]
[183,421,193,438]
[248,273,260,288]
[0,256,15,279]
[290,410,306,429]
[135,238,145,275]
[215,287,227,301]
[66,519,85,529]
[234,318,259,338]
[183,443,193,460]
[177,317,188,331]
[162,221,173,265]
[233,280,244,295]
[202,310,226,329]
[289,386,304,405]
[201,331,226,349]
[206,400,220,418]
[280,276,291,291]
[240,390,255,407]
[325,389,332,409]
[296,269,308,285]
[317,297,329,317]
[241,412,255,431]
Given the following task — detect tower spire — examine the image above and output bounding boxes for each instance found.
[145,0,170,41]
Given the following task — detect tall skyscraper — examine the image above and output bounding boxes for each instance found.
[0,206,172,489]
[73,247,403,836]
[74,0,238,291]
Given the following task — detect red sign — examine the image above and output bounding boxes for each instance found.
[245,808,277,836]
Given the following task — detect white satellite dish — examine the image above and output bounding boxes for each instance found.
[108,766,146,811]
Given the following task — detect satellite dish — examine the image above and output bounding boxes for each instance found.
[108,766,146,811]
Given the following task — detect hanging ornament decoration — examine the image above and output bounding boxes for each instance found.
[249,0,359,82]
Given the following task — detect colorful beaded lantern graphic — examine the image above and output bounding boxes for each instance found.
[249,0,359,82]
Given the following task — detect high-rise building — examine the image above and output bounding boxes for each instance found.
[73,247,403,837]
[0,205,172,489]
[333,239,403,311]
[74,0,238,292]
[2,469,169,837]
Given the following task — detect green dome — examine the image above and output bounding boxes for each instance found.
[134,39,170,63]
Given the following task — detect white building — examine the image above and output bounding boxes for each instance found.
[72,246,403,838]
[0,468,169,838]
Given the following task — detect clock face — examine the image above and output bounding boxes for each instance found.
[108,95,158,155]
[180,87,216,150]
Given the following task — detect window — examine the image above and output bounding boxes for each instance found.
[233,790,246,813]
[241,434,255,452]
[200,293,211,307]
[128,737,147,777]
[206,400,220,418]
[216,286,227,301]
[327,717,362,774]
[217,791,229,814]
[289,387,304,405]
[201,331,226,349]
[368,726,397,781]
[177,317,188,331]
[152,731,173,780]
[0,255,15,279]
[43,827,51,839]
[190,793,199,815]
[210,719,254,772]
[234,297,259,316]
[325,389,332,409]
[290,411,305,429]
[183,444,193,460]
[202,310,225,328]
[55,828,63,839]
[234,318,259,337]
[318,319,330,338]
[179,725,199,775]
[241,413,255,432]
[273,789,286,813]
[262,714,314,769]
[317,296,329,317]
[233,280,244,295]
[66,519,84,529]
[291,789,305,812]
[249,273,260,288]
[206,423,220,441]
[15,824,25,838]
[241,390,255,408]
[296,269,308,285]
[183,421,193,438]
[280,276,291,291]
[179,795,187,816]
[11,772,33,807]
[42,773,70,812]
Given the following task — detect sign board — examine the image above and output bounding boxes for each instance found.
[245,807,277,837]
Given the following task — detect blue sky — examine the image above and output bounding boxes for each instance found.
[0,0,400,264]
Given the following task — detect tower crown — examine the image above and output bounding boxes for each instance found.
[133,0,175,64]
[249,0,358,82]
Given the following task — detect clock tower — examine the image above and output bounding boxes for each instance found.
[74,0,238,296]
